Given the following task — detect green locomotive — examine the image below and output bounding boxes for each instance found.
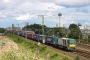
[57,38,76,51]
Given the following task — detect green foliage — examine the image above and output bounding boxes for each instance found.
[62,56,70,60]
[45,27,67,37]
[87,35,90,42]
[75,55,80,60]
[82,36,90,42]
[58,27,67,37]
[0,28,6,33]
[39,46,46,52]
[50,53,58,58]
[69,24,82,39]
[22,23,47,34]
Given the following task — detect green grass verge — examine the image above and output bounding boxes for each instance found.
[0,32,72,60]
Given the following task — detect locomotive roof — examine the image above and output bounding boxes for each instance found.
[61,38,69,40]
[61,38,75,40]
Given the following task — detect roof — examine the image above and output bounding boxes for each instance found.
[61,38,69,40]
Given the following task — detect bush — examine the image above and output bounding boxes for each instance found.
[75,55,80,60]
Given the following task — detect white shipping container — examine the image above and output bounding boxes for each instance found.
[58,38,69,47]
[58,38,63,45]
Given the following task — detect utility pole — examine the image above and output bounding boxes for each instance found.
[79,34,80,43]
[86,25,88,44]
[17,23,19,31]
[38,15,44,35]
[53,28,54,36]
[38,15,44,43]
[24,22,27,31]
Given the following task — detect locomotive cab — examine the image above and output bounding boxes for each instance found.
[68,38,76,51]
[58,38,76,51]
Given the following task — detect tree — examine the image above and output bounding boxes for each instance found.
[87,35,90,42]
[44,27,67,37]
[0,28,6,33]
[22,23,47,34]
[69,24,82,39]
[55,27,67,37]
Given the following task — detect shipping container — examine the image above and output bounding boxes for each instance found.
[27,33,30,38]
[16,31,19,35]
[24,31,30,38]
[30,32,35,39]
[45,36,58,45]
[24,31,35,38]
[34,34,39,41]
[21,31,25,37]
[57,38,69,47]
[19,31,24,36]
[39,35,46,43]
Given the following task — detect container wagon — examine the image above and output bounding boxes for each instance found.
[25,31,35,39]
[45,36,58,45]
[34,34,39,42]
[39,35,46,43]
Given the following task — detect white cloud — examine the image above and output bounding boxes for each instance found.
[15,13,37,20]
[3,0,11,3]
[0,12,6,19]
[54,0,90,7]
[45,12,53,18]
[0,0,90,27]
[71,21,74,24]
[85,22,89,25]
[23,0,90,7]
[16,2,64,12]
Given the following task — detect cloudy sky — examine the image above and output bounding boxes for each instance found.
[0,0,90,28]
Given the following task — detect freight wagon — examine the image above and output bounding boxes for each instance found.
[45,36,58,45]
[34,34,40,41]
[24,31,35,38]
[19,31,25,37]
[39,35,46,43]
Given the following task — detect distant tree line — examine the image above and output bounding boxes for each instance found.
[23,23,82,39]
[22,23,46,34]
[0,28,6,33]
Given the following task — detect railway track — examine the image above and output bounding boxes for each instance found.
[74,48,90,58]
[77,43,90,49]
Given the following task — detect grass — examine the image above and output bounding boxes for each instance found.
[0,32,72,60]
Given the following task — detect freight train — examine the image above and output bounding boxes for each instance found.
[11,30,76,51]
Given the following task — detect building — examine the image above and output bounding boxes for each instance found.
[79,26,90,38]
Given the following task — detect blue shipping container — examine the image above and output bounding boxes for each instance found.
[34,34,39,41]
[45,36,58,44]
